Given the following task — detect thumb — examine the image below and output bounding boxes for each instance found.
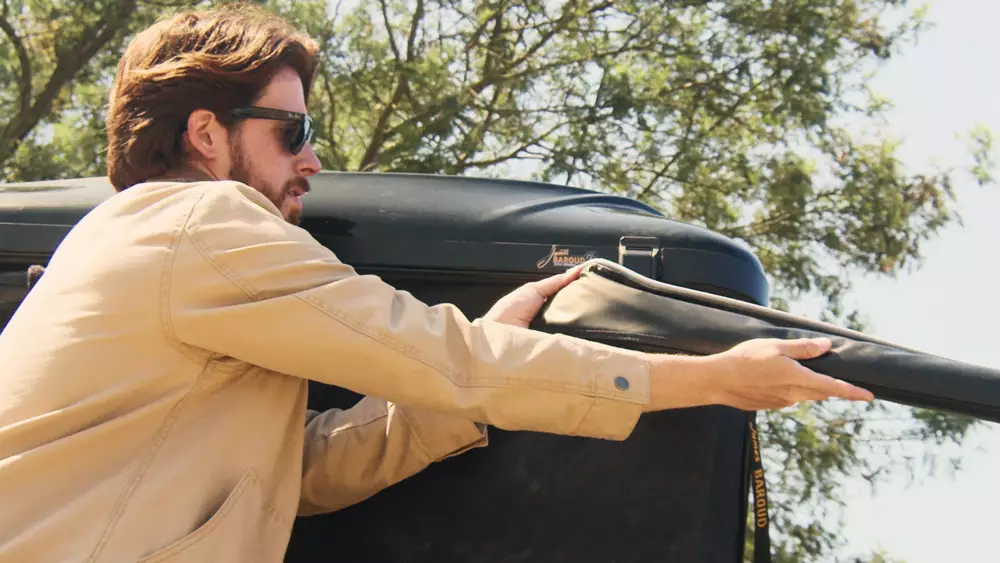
[775,337,833,360]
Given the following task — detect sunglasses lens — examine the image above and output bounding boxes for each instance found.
[284,123,303,154]
[300,116,313,151]
[285,116,314,155]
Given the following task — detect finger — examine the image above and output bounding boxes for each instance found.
[560,263,585,281]
[773,337,833,360]
[798,367,874,402]
[529,265,584,297]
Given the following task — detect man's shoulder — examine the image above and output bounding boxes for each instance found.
[155,180,315,259]
[117,179,286,232]
[177,180,288,231]
[130,179,277,215]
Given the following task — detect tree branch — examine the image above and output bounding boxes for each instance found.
[452,6,509,169]
[452,119,572,172]
[405,0,423,59]
[318,66,347,170]
[462,5,497,52]
[456,83,502,168]
[481,5,505,82]
[504,0,583,70]
[359,0,426,170]
[378,0,402,63]
[0,0,138,168]
[634,58,765,202]
[0,0,32,116]
[726,191,840,239]
[375,40,659,151]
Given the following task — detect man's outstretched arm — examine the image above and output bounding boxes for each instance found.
[169,183,651,441]
[169,183,873,445]
[297,398,487,516]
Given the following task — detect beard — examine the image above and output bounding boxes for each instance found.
[228,130,309,226]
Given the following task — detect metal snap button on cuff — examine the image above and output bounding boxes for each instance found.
[614,376,630,391]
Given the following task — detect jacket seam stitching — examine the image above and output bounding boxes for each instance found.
[162,190,216,363]
[85,363,216,562]
[138,469,261,562]
[182,219,262,303]
[301,412,394,512]
[395,406,435,461]
[572,396,599,435]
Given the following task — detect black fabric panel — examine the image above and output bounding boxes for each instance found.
[286,268,754,563]
[286,405,750,563]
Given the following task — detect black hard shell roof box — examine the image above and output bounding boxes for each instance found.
[0,172,769,563]
[0,172,769,307]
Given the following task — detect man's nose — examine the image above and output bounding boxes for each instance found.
[297,144,322,176]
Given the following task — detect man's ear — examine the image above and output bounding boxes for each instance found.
[184,109,228,161]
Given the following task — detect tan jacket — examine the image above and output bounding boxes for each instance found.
[0,179,651,562]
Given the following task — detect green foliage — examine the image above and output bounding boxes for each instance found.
[965,124,995,187]
[1,1,996,561]
[0,0,225,181]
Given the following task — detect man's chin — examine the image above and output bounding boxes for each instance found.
[283,205,302,225]
[274,190,302,225]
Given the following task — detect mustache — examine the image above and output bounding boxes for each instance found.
[287,177,311,194]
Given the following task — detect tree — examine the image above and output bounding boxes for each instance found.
[0,0,242,181]
[1,0,994,560]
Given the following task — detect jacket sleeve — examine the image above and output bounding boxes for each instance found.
[168,183,651,441]
[298,397,488,516]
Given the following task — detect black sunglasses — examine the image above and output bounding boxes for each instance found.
[230,106,314,155]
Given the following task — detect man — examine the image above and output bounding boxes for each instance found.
[0,4,873,562]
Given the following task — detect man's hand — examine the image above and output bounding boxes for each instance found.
[645,337,875,412]
[482,265,584,328]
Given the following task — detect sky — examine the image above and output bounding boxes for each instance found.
[829,1,1000,561]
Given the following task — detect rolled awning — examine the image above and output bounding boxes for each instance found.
[533,259,1000,424]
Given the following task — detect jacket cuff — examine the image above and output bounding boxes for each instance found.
[574,346,651,440]
[398,405,490,462]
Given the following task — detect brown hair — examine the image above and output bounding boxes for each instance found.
[106,3,319,191]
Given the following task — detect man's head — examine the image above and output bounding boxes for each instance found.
[106,4,321,224]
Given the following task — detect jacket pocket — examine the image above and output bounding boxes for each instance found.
[138,468,285,563]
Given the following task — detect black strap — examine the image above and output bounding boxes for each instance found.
[748,414,771,563]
